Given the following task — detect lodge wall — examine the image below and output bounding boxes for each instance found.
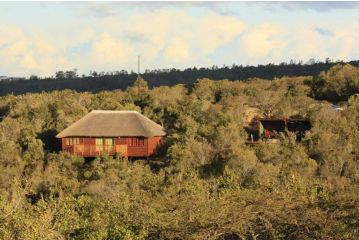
[61,136,164,158]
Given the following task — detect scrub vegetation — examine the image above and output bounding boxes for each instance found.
[0,64,358,239]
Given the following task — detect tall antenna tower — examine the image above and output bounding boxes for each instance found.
[137,55,141,77]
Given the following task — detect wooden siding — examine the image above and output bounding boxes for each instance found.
[148,136,165,156]
[61,136,164,158]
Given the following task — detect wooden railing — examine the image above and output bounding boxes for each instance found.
[64,144,127,157]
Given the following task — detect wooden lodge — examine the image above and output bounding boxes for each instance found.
[56,110,166,158]
[247,118,311,143]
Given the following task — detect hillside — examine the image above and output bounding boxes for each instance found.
[0,64,358,239]
[1,59,359,96]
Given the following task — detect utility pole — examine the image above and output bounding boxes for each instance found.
[137,55,141,77]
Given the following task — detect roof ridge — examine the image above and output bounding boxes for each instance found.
[91,110,139,113]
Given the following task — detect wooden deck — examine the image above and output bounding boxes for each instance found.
[61,136,165,158]
[63,144,128,157]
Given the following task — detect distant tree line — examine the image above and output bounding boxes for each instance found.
[1,59,359,96]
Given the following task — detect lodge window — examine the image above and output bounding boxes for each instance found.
[96,138,114,145]
[96,138,103,145]
[129,138,145,147]
[66,137,80,145]
[105,138,114,146]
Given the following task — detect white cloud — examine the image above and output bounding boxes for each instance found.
[83,9,245,69]
[90,32,134,65]
[164,37,191,62]
[0,27,71,77]
[235,19,359,65]
[0,9,245,76]
[127,10,244,65]
[1,5,359,77]
[331,20,359,60]
[242,23,283,57]
[195,13,244,56]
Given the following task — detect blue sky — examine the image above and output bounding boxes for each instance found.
[1,1,359,77]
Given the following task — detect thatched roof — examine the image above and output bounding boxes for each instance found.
[56,110,165,138]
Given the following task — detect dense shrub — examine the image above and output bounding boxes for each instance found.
[312,64,359,102]
[0,68,358,239]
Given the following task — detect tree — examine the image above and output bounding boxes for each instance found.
[126,77,151,109]
[55,71,65,79]
[29,75,39,80]
[65,69,78,79]
[312,64,359,102]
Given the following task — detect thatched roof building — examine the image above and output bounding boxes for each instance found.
[56,110,166,157]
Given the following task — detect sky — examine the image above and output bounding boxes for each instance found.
[1,1,359,77]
